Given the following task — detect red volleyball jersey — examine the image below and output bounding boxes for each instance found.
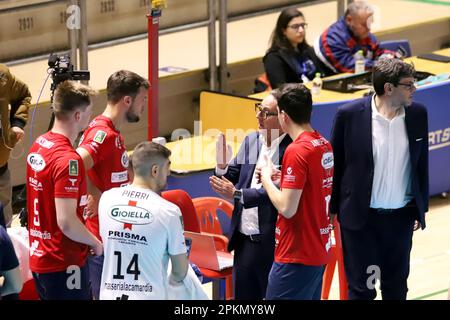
[78,115,130,240]
[275,131,334,266]
[27,131,89,273]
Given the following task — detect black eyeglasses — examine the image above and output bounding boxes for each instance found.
[396,82,416,91]
[255,103,278,119]
[287,23,308,30]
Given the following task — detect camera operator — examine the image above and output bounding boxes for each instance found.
[0,64,31,228]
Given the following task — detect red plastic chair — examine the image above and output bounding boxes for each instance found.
[192,197,234,299]
[192,197,233,235]
[162,191,234,300]
[321,219,348,300]
[161,189,201,233]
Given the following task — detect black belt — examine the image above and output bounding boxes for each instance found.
[370,201,416,214]
[0,163,8,176]
[240,233,261,243]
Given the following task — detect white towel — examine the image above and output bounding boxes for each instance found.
[167,264,209,300]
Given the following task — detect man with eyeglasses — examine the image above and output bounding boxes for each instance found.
[209,92,292,300]
[329,59,428,300]
[314,1,394,74]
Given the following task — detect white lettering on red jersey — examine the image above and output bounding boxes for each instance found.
[26,131,88,273]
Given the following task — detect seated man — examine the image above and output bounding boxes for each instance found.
[314,0,393,74]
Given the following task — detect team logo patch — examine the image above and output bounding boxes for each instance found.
[121,151,129,168]
[69,160,79,176]
[93,130,107,144]
[321,152,334,170]
[27,153,46,172]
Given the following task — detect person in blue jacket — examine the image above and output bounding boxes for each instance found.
[314,0,393,74]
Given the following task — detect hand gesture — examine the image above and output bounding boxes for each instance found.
[209,175,235,200]
[216,133,232,170]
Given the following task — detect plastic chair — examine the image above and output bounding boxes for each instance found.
[321,219,348,300]
[192,197,233,235]
[192,197,234,300]
[162,191,234,300]
[161,189,201,233]
[380,39,412,57]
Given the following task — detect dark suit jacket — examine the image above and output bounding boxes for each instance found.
[330,96,429,231]
[218,132,292,252]
[263,46,329,89]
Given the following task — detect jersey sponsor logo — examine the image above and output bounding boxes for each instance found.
[64,186,79,193]
[121,151,129,168]
[29,239,43,257]
[111,170,128,183]
[36,136,55,149]
[94,130,107,144]
[29,228,52,240]
[27,153,46,172]
[284,166,296,183]
[28,177,43,191]
[321,152,334,170]
[69,160,79,176]
[322,176,333,188]
[107,230,147,242]
[69,178,78,186]
[109,205,154,225]
[80,194,88,206]
[310,137,328,147]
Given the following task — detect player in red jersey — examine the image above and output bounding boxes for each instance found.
[76,70,149,299]
[260,83,333,300]
[26,81,102,300]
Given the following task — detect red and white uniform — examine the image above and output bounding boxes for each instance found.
[26,132,89,273]
[78,115,130,240]
[98,186,187,300]
[275,131,334,266]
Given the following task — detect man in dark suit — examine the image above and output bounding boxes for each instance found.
[330,58,429,300]
[209,92,292,300]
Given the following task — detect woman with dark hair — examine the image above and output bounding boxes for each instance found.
[263,8,328,89]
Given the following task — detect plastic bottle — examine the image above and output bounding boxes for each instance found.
[354,50,366,74]
[311,73,322,96]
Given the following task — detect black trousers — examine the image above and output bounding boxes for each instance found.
[233,232,274,300]
[341,206,416,300]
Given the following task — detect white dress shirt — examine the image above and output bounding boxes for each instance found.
[216,133,286,235]
[370,95,413,209]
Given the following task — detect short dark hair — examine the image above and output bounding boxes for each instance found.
[53,80,97,120]
[107,70,150,104]
[277,83,312,125]
[131,141,171,178]
[372,59,416,95]
[268,8,308,52]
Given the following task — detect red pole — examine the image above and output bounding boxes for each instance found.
[147,8,161,140]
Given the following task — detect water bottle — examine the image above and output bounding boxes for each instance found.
[354,50,366,74]
[311,73,322,96]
